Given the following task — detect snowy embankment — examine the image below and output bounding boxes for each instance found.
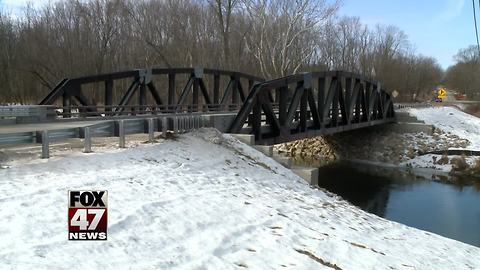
[405,107,480,172]
[1,129,479,269]
[409,106,480,149]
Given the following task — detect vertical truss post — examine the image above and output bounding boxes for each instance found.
[192,79,199,112]
[354,82,363,123]
[62,92,71,118]
[105,80,113,114]
[318,77,326,125]
[300,74,312,132]
[168,73,176,106]
[365,82,371,120]
[213,74,220,106]
[252,96,262,141]
[300,87,308,132]
[248,79,254,109]
[278,86,288,126]
[231,76,238,106]
[331,78,340,127]
[139,83,147,112]
[338,75,349,125]
[192,68,203,112]
[361,82,368,122]
[345,77,352,112]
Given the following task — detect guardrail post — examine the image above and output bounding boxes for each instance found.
[179,116,182,133]
[190,116,194,130]
[173,116,178,133]
[162,117,168,138]
[183,116,187,133]
[84,127,92,153]
[41,130,49,159]
[177,116,183,133]
[119,120,125,148]
[183,116,187,131]
[148,118,154,142]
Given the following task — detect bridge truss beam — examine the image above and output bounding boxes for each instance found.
[39,68,263,117]
[228,71,395,145]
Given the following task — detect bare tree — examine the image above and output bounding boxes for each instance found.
[0,0,444,103]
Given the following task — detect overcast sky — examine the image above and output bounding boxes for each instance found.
[0,0,475,70]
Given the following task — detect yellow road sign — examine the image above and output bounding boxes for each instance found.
[437,88,446,100]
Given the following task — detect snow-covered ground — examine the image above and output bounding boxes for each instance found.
[409,106,480,149]
[1,129,479,269]
[402,107,480,172]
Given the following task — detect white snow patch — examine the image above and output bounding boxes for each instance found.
[0,129,479,269]
[408,107,480,149]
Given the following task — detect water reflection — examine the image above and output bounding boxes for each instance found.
[315,161,480,247]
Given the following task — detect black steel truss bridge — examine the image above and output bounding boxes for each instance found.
[34,67,395,145]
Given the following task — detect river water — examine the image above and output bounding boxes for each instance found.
[314,161,480,247]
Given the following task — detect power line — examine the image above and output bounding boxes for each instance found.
[473,0,480,56]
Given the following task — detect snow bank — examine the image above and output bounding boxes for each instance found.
[0,129,479,269]
[408,107,480,149]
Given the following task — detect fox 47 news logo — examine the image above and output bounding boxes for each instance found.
[68,190,108,240]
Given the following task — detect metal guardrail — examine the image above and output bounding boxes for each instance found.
[0,105,51,118]
[0,114,208,158]
[394,103,434,109]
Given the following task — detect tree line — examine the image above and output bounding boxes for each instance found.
[0,0,444,104]
[444,45,480,100]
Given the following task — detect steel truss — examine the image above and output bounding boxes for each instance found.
[39,69,396,145]
[228,71,395,144]
[39,68,263,116]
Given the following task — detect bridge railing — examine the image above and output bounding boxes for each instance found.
[228,71,395,144]
[39,68,264,118]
